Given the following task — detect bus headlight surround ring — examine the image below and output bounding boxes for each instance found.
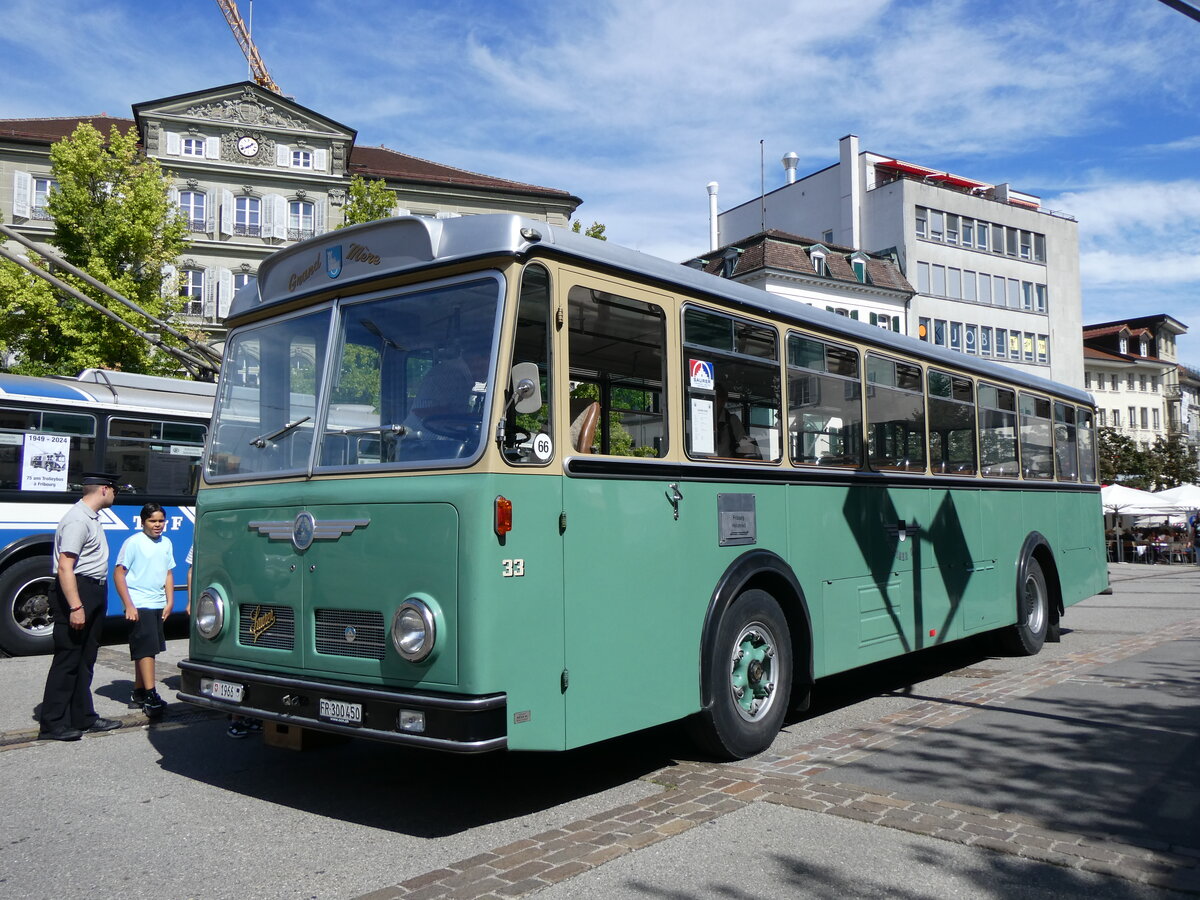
[195,588,226,639]
[392,598,436,662]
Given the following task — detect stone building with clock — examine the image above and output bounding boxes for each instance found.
[0,81,582,341]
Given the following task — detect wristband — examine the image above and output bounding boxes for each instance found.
[69,606,83,613]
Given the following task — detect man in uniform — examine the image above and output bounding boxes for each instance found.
[38,472,124,741]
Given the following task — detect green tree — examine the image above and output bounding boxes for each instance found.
[1145,433,1199,490]
[571,220,607,240]
[0,122,189,375]
[339,175,396,228]
[1098,427,1147,487]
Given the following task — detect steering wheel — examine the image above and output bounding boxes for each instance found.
[420,414,481,442]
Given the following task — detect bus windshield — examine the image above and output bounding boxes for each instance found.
[206,276,502,479]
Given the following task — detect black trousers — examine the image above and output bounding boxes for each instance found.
[39,576,106,732]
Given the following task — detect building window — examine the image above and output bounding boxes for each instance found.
[288,199,315,241]
[1007,278,1020,308]
[291,149,313,169]
[1152,376,1159,392]
[1037,334,1048,364]
[918,316,931,341]
[996,328,1007,358]
[1009,331,1022,360]
[1129,406,1137,428]
[1097,409,1106,427]
[823,229,834,243]
[963,270,977,301]
[978,274,991,304]
[1019,230,1032,259]
[930,211,944,241]
[1140,338,1149,356]
[932,264,946,296]
[1110,374,1118,391]
[178,190,207,232]
[950,322,962,351]
[934,320,947,346]
[1034,234,1046,262]
[947,268,962,298]
[1035,284,1047,313]
[1021,281,1034,310]
[235,196,261,237]
[179,268,205,317]
[980,326,992,356]
[1153,408,1161,430]
[976,223,989,252]
[1127,374,1135,390]
[965,324,977,354]
[32,177,56,220]
[962,220,974,248]
[915,208,927,238]
[946,214,959,245]
[1119,336,1128,354]
[1084,372,1092,389]
[1112,409,1120,427]
[182,138,205,157]
[1140,408,1149,429]
[917,261,931,293]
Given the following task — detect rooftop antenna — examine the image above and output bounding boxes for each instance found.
[759,139,765,234]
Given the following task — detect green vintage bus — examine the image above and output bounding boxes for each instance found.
[179,214,1108,758]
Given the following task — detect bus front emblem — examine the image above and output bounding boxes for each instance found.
[293,512,316,551]
[344,626,357,643]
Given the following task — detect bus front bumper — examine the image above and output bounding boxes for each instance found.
[177,659,507,752]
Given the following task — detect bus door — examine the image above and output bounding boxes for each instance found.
[557,276,685,749]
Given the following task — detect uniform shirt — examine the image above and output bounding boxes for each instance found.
[115,532,175,610]
[53,500,109,579]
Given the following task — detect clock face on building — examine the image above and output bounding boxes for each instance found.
[237,135,260,158]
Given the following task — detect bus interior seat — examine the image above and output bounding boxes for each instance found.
[569,400,600,453]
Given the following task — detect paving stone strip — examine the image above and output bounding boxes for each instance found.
[357,616,1200,900]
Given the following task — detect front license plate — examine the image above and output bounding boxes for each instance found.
[319,698,362,725]
[203,678,244,703]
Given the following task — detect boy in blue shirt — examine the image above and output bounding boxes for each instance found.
[114,503,175,719]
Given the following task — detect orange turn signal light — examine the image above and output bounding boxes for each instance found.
[495,496,513,536]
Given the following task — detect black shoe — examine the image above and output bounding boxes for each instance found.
[87,718,121,733]
[128,688,147,709]
[143,691,166,720]
[38,727,83,741]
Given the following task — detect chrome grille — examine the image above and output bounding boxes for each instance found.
[315,609,387,660]
[237,604,295,650]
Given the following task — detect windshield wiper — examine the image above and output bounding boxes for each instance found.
[249,416,312,449]
[335,424,409,437]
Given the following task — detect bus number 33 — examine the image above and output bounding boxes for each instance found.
[502,559,525,577]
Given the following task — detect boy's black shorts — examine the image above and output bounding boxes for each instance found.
[128,608,166,660]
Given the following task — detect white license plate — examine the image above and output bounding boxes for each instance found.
[319,698,362,725]
[203,678,244,703]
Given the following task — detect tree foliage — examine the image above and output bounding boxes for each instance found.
[0,123,189,376]
[1098,427,1199,490]
[571,220,607,240]
[339,175,396,228]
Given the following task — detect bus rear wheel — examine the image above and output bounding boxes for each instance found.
[0,556,56,656]
[690,589,792,760]
[1000,557,1048,656]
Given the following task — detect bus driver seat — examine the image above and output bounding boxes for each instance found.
[569,400,600,453]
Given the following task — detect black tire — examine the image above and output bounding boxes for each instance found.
[1000,557,1049,656]
[0,556,57,656]
[689,589,792,760]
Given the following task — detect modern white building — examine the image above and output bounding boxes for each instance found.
[1,81,581,341]
[716,135,1082,387]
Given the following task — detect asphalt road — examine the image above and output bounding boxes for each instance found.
[0,563,1197,900]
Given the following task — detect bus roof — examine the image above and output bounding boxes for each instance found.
[245,214,1092,406]
[0,370,215,417]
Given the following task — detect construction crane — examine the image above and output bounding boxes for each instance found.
[213,0,282,95]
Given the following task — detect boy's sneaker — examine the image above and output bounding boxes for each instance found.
[247,719,263,733]
[142,690,166,720]
[227,719,250,739]
[128,687,147,709]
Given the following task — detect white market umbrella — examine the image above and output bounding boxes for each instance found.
[1101,484,1185,516]
[1157,484,1200,511]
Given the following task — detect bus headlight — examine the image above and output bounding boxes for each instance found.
[195,588,226,639]
[391,599,436,662]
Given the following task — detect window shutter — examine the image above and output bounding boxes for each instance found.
[167,186,180,221]
[313,149,328,171]
[166,131,181,156]
[314,201,326,235]
[276,144,290,167]
[160,264,177,299]
[205,136,220,159]
[203,269,216,318]
[849,310,859,320]
[220,190,235,236]
[12,170,31,219]
[217,267,234,318]
[869,312,878,326]
[892,316,901,332]
[269,194,287,240]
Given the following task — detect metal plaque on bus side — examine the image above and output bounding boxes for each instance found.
[717,493,756,546]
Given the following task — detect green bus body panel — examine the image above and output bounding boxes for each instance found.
[192,471,1106,752]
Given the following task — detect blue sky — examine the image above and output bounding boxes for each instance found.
[5,0,1200,365]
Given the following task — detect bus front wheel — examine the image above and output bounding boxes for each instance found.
[0,556,57,656]
[690,589,792,760]
[1000,557,1048,656]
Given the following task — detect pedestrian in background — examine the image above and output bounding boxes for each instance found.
[38,472,124,741]
[114,503,174,719]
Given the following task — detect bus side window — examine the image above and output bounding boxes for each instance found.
[786,334,861,467]
[1077,407,1097,483]
[1054,401,1078,481]
[928,370,976,475]
[978,383,1019,477]
[504,264,553,464]
[865,355,926,472]
[567,285,666,458]
[1019,393,1054,479]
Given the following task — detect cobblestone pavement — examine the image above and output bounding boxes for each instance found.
[356,613,1200,900]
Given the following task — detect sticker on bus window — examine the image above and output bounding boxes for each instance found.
[531,433,553,461]
[689,359,715,391]
[21,433,70,492]
[692,399,715,455]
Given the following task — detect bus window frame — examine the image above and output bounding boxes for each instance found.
[784,330,863,469]
[864,352,927,473]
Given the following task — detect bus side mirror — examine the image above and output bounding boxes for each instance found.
[510,362,542,414]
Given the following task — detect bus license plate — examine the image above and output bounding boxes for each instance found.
[319,698,362,725]
[203,678,244,703]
